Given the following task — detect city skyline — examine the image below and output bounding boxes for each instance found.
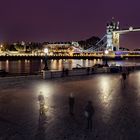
[0,0,140,49]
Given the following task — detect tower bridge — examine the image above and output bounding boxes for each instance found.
[80,19,140,53]
[107,21,140,51]
[43,19,140,57]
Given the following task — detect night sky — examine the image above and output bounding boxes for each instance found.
[0,0,140,49]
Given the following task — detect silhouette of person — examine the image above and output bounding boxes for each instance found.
[69,93,75,115]
[122,72,126,80]
[121,72,127,88]
[119,66,122,72]
[84,101,95,131]
[38,92,45,115]
[61,67,65,77]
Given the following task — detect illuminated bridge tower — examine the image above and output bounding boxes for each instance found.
[106,19,120,51]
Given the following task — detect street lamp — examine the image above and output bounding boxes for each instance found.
[104,50,109,66]
[44,48,49,70]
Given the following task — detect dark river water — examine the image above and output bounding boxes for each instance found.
[0,58,140,74]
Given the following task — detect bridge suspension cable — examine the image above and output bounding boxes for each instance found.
[95,35,106,46]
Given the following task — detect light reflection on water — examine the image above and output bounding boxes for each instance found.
[97,76,120,123]
[98,77,115,109]
[0,58,140,74]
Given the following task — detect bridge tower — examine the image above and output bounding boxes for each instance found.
[106,18,120,51]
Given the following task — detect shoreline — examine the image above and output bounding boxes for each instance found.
[0,63,139,79]
[42,65,140,79]
[0,64,139,80]
[0,55,140,60]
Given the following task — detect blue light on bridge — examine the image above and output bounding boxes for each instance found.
[115,51,128,55]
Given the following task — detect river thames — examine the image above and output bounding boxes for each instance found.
[0,58,140,74]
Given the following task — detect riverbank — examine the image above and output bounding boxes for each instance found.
[43,65,140,79]
[0,55,140,60]
[0,64,139,79]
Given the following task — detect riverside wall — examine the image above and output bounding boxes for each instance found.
[42,65,140,79]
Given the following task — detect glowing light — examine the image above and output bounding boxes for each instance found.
[105,50,109,55]
[129,26,133,31]
[49,52,53,56]
[34,82,53,101]
[44,48,48,54]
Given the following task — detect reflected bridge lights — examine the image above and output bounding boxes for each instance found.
[98,76,116,123]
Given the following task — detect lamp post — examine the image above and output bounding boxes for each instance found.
[44,48,49,70]
[104,50,109,66]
